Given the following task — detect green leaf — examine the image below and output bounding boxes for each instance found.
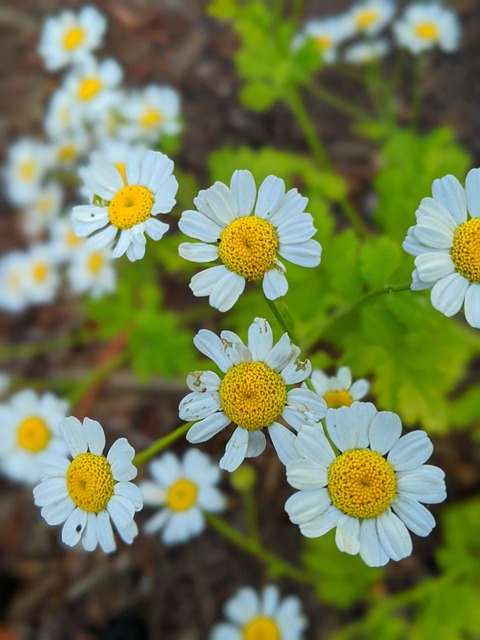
[359,237,401,288]
[239,80,277,112]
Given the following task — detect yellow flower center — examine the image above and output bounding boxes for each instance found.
[37,194,53,214]
[57,143,77,163]
[450,218,480,283]
[324,389,354,409]
[166,478,198,511]
[66,453,114,513]
[77,76,103,101]
[17,416,51,452]
[219,361,287,431]
[355,9,379,30]
[243,617,281,640]
[63,25,85,50]
[108,184,154,230]
[33,261,49,284]
[18,159,35,182]
[88,251,105,275]
[415,21,439,41]
[328,449,397,519]
[140,107,164,128]
[218,217,278,281]
[66,226,83,248]
[314,35,332,52]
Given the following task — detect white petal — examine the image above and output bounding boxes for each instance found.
[178,242,219,263]
[205,182,238,224]
[368,411,402,455]
[286,459,329,489]
[430,272,469,316]
[387,430,433,471]
[431,174,467,224]
[335,514,360,555]
[414,252,455,282]
[392,495,436,537]
[280,356,311,385]
[247,318,273,361]
[298,506,338,538]
[230,170,256,216]
[145,217,169,241]
[186,370,221,393]
[60,416,87,457]
[40,496,75,525]
[193,328,234,373]
[179,210,223,242]
[96,510,116,553]
[61,508,87,548]
[114,482,143,511]
[276,213,316,245]
[82,512,99,551]
[186,412,231,443]
[107,495,135,530]
[376,511,413,562]
[268,422,296,465]
[293,424,336,468]
[209,270,246,312]
[111,229,131,258]
[349,379,369,400]
[464,284,480,328]
[144,509,170,535]
[87,224,118,250]
[245,430,266,458]
[285,488,331,524]
[414,217,454,249]
[107,437,135,466]
[262,267,288,300]
[465,168,480,217]
[264,333,296,372]
[178,391,221,421]
[278,239,321,267]
[358,519,390,567]
[255,176,286,218]
[286,388,327,422]
[33,477,68,506]
[189,264,229,296]
[83,417,105,455]
[219,426,249,471]
[396,465,446,503]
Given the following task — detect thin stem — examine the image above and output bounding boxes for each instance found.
[308,82,371,122]
[68,351,128,407]
[264,295,300,346]
[241,486,261,544]
[206,512,319,587]
[133,422,193,467]
[0,331,87,360]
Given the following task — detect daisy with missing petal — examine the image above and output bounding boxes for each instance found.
[140,449,226,545]
[33,416,143,553]
[179,170,321,312]
[72,149,178,262]
[393,3,461,54]
[38,5,107,71]
[179,317,327,472]
[402,169,480,328]
[306,366,370,410]
[285,402,446,567]
[210,584,307,640]
[0,390,68,485]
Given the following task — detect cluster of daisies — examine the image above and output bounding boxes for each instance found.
[0,5,182,312]
[293,0,461,66]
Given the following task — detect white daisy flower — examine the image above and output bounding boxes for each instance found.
[62,55,123,123]
[402,169,480,328]
[292,16,355,64]
[0,390,69,485]
[179,317,327,472]
[285,402,446,567]
[50,130,90,170]
[178,170,321,312]
[343,38,390,65]
[49,217,86,263]
[21,182,64,239]
[67,244,116,299]
[210,584,307,640]
[23,244,60,305]
[0,251,30,313]
[348,0,396,36]
[72,149,178,262]
[119,84,182,143]
[44,88,81,139]
[33,416,143,553]
[306,366,370,410]
[393,3,461,54]
[140,449,226,546]
[4,138,52,207]
[38,5,107,71]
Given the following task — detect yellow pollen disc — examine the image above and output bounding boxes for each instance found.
[219,361,287,431]
[18,159,35,182]
[140,107,164,128]
[218,217,278,281]
[66,227,83,248]
[114,162,128,185]
[17,416,51,452]
[63,25,85,50]
[33,261,49,284]
[66,453,114,513]
[324,389,354,409]
[37,195,53,214]
[108,184,154,230]
[315,35,332,52]
[58,143,76,163]
[243,617,281,640]
[328,449,396,519]
[415,22,439,40]
[166,478,198,512]
[356,9,379,30]
[88,251,105,275]
[450,218,480,283]
[77,76,103,101]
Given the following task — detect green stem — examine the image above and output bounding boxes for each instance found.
[0,331,87,360]
[68,351,128,406]
[304,282,412,352]
[308,82,371,122]
[264,295,300,346]
[242,486,261,544]
[133,422,193,467]
[206,512,319,587]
